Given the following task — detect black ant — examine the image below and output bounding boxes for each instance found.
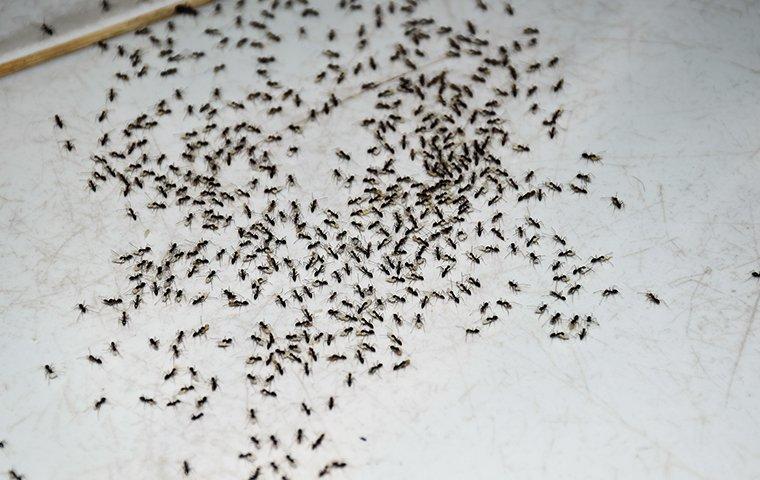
[645,292,662,305]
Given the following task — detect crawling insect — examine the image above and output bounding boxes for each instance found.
[602,287,619,297]
[311,433,325,450]
[581,152,602,162]
[645,292,662,305]
[393,359,411,371]
[9,469,25,480]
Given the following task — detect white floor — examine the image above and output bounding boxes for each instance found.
[1,1,759,479]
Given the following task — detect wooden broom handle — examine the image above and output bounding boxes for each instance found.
[0,0,212,79]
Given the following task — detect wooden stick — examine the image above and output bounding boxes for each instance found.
[0,0,212,79]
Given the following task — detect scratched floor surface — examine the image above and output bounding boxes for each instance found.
[1,1,759,479]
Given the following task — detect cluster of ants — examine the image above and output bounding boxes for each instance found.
[5,1,688,479]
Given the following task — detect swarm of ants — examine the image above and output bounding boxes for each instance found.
[32,0,668,478]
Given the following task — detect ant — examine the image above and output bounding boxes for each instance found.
[312,433,325,450]
[9,470,25,480]
[645,292,662,305]
[87,354,103,365]
[581,152,602,162]
[602,287,619,297]
[393,359,411,371]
